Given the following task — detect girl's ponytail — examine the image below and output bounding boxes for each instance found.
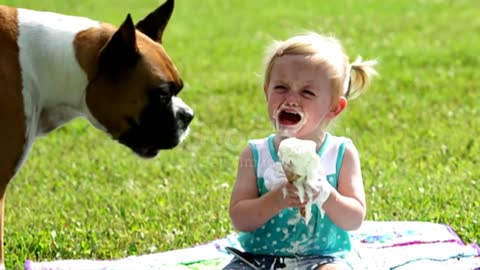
[344,56,378,100]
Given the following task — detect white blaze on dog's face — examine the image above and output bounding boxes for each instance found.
[75,0,194,158]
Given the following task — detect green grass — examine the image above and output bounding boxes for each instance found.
[3,0,480,268]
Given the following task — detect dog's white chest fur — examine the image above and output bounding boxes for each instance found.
[16,9,100,169]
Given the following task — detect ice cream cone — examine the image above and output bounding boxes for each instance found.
[282,164,306,218]
[284,166,300,183]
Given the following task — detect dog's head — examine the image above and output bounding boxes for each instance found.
[81,0,193,158]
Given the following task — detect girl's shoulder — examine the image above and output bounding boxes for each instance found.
[326,132,353,145]
[247,134,274,147]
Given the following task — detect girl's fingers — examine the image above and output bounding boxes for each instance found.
[281,182,315,207]
[286,195,306,207]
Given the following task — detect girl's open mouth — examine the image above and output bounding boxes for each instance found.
[274,107,305,136]
[278,110,302,126]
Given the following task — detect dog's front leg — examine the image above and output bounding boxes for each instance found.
[0,158,26,269]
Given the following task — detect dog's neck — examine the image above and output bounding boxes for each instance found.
[17,8,101,135]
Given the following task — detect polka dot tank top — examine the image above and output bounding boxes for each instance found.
[238,133,352,257]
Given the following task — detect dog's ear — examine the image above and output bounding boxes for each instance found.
[98,14,139,75]
[135,0,174,43]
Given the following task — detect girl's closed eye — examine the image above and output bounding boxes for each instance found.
[273,85,288,92]
[302,89,316,98]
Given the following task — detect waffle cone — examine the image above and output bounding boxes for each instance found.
[282,165,305,218]
[284,168,301,183]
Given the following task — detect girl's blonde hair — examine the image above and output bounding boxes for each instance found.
[263,32,378,102]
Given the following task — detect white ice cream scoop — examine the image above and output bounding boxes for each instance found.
[278,137,332,223]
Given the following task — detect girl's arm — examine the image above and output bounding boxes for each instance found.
[322,142,367,230]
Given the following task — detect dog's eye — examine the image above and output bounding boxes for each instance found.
[150,80,183,103]
[150,84,172,102]
[158,88,171,99]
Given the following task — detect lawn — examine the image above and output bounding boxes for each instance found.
[3,0,479,269]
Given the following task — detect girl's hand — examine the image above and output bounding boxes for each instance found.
[306,178,333,209]
[272,182,310,209]
[263,162,288,191]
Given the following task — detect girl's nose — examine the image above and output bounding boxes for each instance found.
[284,91,300,105]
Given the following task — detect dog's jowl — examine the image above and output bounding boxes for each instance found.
[0,0,193,267]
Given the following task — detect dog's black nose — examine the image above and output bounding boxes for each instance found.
[182,109,194,125]
[177,103,194,127]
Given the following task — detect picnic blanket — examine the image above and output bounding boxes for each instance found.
[25,221,480,270]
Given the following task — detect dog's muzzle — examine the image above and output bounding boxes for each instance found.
[118,96,194,158]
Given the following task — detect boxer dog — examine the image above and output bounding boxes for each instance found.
[0,0,194,267]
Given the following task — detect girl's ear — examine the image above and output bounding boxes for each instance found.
[327,96,348,118]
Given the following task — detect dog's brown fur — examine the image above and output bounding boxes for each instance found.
[74,23,182,138]
[0,0,192,266]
